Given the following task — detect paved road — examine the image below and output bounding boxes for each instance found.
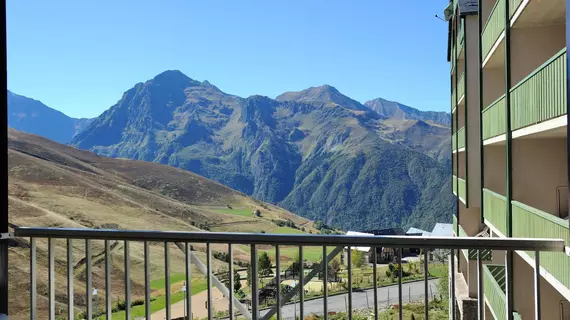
[260,279,439,319]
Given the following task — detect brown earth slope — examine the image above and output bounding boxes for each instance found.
[7,128,313,319]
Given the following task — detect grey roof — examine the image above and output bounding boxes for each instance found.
[406,227,428,235]
[430,223,454,237]
[459,0,478,16]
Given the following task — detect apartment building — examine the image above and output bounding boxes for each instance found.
[447,0,570,319]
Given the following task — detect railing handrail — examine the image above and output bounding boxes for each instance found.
[509,47,567,93]
[13,227,566,251]
[457,176,466,183]
[482,94,506,114]
[512,200,569,229]
[483,187,506,200]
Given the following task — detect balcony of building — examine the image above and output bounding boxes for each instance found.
[482,0,506,67]
[482,144,507,236]
[509,0,567,139]
[452,54,466,115]
[453,96,467,154]
[481,60,506,145]
[455,152,467,205]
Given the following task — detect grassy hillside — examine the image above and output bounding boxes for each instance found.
[7,128,316,320]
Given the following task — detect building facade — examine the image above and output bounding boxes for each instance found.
[448,0,570,319]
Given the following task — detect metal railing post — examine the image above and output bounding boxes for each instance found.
[165,242,171,320]
[86,239,93,320]
[49,238,55,320]
[251,244,258,320]
[323,246,328,320]
[185,242,191,320]
[276,245,281,320]
[347,247,352,320]
[144,241,151,320]
[534,251,541,320]
[207,243,213,320]
[398,248,403,320]
[30,238,37,320]
[424,249,429,320]
[124,241,131,320]
[229,243,234,320]
[105,240,112,320]
[477,250,484,320]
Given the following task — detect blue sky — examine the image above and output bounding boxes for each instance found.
[7,1,450,119]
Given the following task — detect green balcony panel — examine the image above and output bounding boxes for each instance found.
[513,312,522,320]
[452,85,457,108]
[452,132,457,151]
[456,20,464,60]
[458,72,465,102]
[457,126,466,149]
[483,189,507,236]
[458,225,493,261]
[512,201,570,290]
[482,94,506,140]
[510,49,567,131]
[458,177,467,204]
[453,175,458,195]
[453,214,458,234]
[482,0,505,60]
[509,0,523,18]
[484,264,506,320]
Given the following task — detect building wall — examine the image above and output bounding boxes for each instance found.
[482,67,505,108]
[512,252,566,320]
[483,145,506,196]
[512,138,568,215]
[459,205,481,236]
[466,15,482,209]
[481,0,497,27]
[510,24,566,85]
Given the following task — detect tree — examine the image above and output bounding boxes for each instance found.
[351,249,365,268]
[433,249,450,264]
[330,258,341,281]
[233,269,242,293]
[259,252,273,279]
[247,252,273,285]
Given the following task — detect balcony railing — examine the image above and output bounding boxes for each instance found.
[453,175,458,195]
[457,126,466,150]
[510,48,567,131]
[5,227,565,320]
[484,264,506,320]
[482,0,505,60]
[512,200,570,290]
[457,72,465,102]
[509,0,523,18]
[482,94,506,140]
[458,177,467,203]
[458,226,493,261]
[453,214,458,234]
[484,188,507,236]
[456,19,464,60]
[452,132,457,151]
[452,84,457,108]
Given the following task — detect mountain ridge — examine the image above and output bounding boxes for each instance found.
[9,70,453,230]
[8,90,94,143]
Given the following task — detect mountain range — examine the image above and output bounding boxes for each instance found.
[8,90,93,144]
[7,70,453,231]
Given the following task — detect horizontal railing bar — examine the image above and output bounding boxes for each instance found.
[13,227,566,251]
